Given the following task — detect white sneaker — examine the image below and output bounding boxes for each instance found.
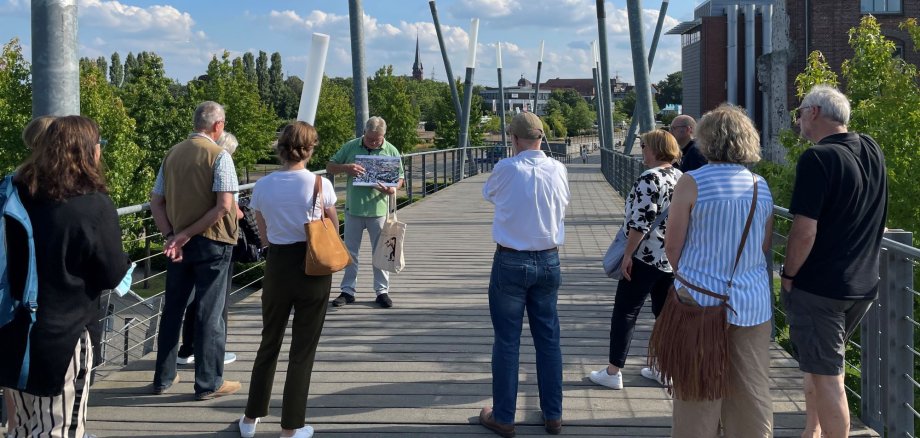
[588,367,623,389]
[177,352,236,365]
[640,367,663,384]
[239,416,259,438]
[286,425,314,438]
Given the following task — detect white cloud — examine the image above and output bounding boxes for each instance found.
[0,0,27,14]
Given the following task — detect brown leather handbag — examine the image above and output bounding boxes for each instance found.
[304,175,351,276]
[647,174,758,401]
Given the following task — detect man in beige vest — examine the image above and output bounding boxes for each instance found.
[150,101,242,400]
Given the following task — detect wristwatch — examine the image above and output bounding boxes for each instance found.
[780,265,796,280]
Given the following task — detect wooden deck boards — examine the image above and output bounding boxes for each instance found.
[84,155,877,437]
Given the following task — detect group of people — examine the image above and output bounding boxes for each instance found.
[0,83,889,438]
[478,85,887,438]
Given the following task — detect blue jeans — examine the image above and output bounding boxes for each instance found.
[340,213,389,296]
[154,236,232,395]
[488,248,563,424]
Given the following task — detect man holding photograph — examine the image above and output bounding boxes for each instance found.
[326,116,405,309]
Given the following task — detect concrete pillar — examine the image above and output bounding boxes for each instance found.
[31,0,80,117]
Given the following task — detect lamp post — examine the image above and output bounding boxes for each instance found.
[457,18,479,180]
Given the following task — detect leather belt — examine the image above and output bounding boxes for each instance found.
[496,244,558,253]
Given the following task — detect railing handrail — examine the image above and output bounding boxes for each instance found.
[114,145,509,217]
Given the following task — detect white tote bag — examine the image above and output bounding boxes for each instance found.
[373,194,406,273]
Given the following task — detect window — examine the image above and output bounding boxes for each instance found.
[894,43,904,59]
[861,0,902,13]
[681,30,701,47]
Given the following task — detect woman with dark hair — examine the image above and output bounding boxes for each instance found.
[239,121,337,438]
[0,115,130,437]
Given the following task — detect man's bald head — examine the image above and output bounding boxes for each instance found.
[669,115,696,147]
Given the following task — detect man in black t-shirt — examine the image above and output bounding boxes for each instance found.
[781,85,888,438]
[669,115,707,172]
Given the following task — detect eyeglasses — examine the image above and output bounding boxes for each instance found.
[99,138,108,149]
[795,105,820,119]
[640,143,647,149]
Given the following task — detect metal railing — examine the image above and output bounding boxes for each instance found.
[91,144,513,375]
[599,146,918,436]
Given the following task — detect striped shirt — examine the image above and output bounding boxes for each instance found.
[675,164,773,326]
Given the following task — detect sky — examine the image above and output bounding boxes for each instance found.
[1,0,705,87]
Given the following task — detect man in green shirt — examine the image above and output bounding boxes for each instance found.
[326,117,405,308]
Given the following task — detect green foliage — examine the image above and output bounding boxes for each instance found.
[368,65,419,152]
[431,79,485,149]
[617,89,659,119]
[118,51,192,192]
[80,67,149,206]
[405,78,449,123]
[109,52,123,87]
[188,52,279,173]
[256,51,269,104]
[655,71,682,108]
[545,88,593,135]
[0,38,32,174]
[313,75,355,169]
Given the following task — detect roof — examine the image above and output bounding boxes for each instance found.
[666,18,702,35]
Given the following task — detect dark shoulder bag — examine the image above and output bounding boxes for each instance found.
[232,204,263,263]
[647,174,758,401]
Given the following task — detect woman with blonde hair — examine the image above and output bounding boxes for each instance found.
[0,116,129,437]
[589,129,682,390]
[239,121,337,438]
[659,104,774,436]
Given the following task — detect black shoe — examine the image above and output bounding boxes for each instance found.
[332,292,355,307]
[376,293,393,308]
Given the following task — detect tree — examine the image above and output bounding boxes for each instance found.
[268,52,285,116]
[279,75,304,120]
[655,71,682,108]
[617,89,659,119]
[123,52,137,84]
[547,88,594,135]
[118,51,192,189]
[432,80,483,149]
[242,52,256,84]
[0,38,33,174]
[406,79,450,123]
[79,66,149,206]
[256,51,269,103]
[313,76,355,168]
[109,52,123,87]
[188,51,279,174]
[368,65,419,152]
[95,56,108,76]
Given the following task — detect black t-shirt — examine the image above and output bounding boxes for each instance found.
[677,139,707,172]
[789,132,888,300]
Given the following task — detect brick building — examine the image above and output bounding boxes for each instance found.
[668,0,918,160]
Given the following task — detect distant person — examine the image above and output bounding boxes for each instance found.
[663,104,774,437]
[326,117,404,309]
[670,115,707,172]
[176,130,242,367]
[150,101,241,400]
[580,145,588,163]
[782,85,888,438]
[0,116,130,437]
[588,130,681,390]
[239,122,336,438]
[479,112,570,437]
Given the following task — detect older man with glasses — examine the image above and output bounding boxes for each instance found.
[669,115,707,172]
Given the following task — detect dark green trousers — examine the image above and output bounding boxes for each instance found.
[244,242,331,429]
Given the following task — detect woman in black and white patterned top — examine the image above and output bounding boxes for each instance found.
[589,130,683,390]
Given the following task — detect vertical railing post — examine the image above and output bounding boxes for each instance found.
[421,153,427,197]
[406,156,413,205]
[143,214,152,289]
[123,317,134,365]
[101,303,114,366]
[880,230,914,436]
[861,264,883,432]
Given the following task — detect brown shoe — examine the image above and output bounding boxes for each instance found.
[195,380,241,401]
[152,374,180,395]
[479,407,515,438]
[544,418,562,435]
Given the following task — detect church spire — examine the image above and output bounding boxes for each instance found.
[412,34,424,81]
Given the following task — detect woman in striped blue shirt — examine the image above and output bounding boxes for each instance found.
[664,104,774,437]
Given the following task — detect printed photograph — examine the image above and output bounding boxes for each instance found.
[354,155,401,187]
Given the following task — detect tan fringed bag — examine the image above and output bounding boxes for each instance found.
[647,174,758,401]
[304,175,351,276]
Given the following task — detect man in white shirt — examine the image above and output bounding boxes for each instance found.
[479,112,570,438]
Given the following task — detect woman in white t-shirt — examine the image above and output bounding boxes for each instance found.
[239,121,337,438]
